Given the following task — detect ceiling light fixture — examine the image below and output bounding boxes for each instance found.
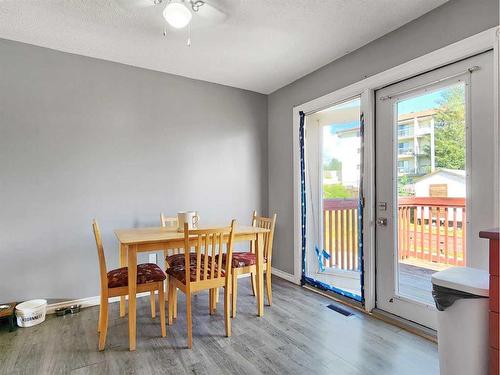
[163,1,192,29]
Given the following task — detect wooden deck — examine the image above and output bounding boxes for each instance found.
[399,261,441,305]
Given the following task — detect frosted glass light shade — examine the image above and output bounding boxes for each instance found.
[163,2,192,29]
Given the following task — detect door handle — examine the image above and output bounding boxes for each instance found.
[376,218,387,226]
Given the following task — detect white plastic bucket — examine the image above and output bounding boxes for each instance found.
[15,299,47,327]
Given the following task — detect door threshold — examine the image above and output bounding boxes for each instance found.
[370,309,437,343]
[303,285,437,343]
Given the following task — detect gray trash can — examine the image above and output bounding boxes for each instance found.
[431,267,489,375]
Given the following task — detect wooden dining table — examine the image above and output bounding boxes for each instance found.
[114,224,270,351]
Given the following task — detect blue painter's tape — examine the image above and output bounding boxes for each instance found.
[314,246,324,272]
[299,111,307,286]
[357,112,365,301]
[323,249,331,260]
[303,276,362,302]
[315,246,332,272]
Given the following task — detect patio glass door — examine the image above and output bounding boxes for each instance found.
[375,51,495,329]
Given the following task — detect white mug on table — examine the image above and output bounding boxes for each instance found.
[177,211,200,230]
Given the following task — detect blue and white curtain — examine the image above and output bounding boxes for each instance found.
[299,110,364,301]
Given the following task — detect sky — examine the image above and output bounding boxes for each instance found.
[328,120,359,134]
[397,89,443,115]
[319,87,451,164]
[316,83,466,167]
[325,86,450,136]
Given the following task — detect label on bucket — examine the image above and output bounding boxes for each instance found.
[20,313,43,322]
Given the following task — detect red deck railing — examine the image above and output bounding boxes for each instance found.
[398,197,466,266]
[322,197,466,272]
[323,199,359,272]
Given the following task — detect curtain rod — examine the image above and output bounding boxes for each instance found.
[378,66,480,101]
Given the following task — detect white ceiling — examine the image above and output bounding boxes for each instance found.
[0,0,448,94]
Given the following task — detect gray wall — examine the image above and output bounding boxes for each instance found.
[268,0,499,274]
[0,39,267,301]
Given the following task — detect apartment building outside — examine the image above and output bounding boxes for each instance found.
[397,109,436,177]
[323,109,436,190]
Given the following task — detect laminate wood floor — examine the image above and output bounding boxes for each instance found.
[0,277,439,375]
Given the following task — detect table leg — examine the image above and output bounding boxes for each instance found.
[127,245,137,351]
[9,316,16,332]
[255,232,264,317]
[119,243,127,318]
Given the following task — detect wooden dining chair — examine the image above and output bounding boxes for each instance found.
[160,213,184,319]
[228,211,276,318]
[92,219,166,351]
[160,213,182,270]
[167,220,236,348]
[160,213,178,229]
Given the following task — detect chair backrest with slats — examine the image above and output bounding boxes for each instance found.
[183,220,236,285]
[92,219,108,292]
[252,212,277,262]
[160,213,178,229]
[160,213,183,257]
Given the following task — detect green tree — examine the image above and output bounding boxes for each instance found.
[433,86,466,169]
[323,157,342,181]
[398,175,414,196]
[323,157,342,172]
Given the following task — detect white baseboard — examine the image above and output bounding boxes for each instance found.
[46,292,151,314]
[47,271,290,314]
[46,280,248,314]
[272,267,300,285]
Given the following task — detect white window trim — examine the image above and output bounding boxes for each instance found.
[292,26,500,312]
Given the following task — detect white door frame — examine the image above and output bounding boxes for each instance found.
[292,26,500,312]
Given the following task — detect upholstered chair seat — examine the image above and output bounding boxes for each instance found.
[218,252,265,268]
[166,262,224,284]
[107,263,166,288]
[166,253,208,268]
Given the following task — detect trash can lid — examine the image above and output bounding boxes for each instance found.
[431,267,489,297]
